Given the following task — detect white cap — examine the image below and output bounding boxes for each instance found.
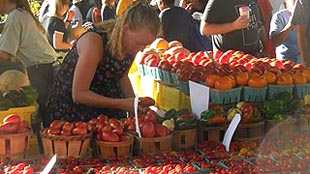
[150,0,157,6]
[72,0,82,4]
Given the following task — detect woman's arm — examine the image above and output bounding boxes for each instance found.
[72,32,135,112]
[53,31,73,50]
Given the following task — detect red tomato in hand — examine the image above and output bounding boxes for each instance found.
[101,131,120,142]
[3,114,21,124]
[139,97,155,107]
[140,121,155,138]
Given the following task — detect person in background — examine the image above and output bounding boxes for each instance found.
[155,0,210,51]
[101,0,116,21]
[257,0,275,57]
[0,0,57,126]
[200,0,266,57]
[291,0,310,67]
[41,0,73,51]
[46,1,160,123]
[269,0,299,63]
[69,0,84,25]
[179,0,207,15]
[38,0,49,22]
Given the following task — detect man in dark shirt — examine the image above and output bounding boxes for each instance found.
[200,0,265,56]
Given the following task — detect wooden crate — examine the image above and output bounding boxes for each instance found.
[41,131,91,159]
[134,135,172,155]
[198,126,226,143]
[96,134,133,159]
[0,131,31,159]
[265,117,296,138]
[234,121,265,142]
[173,128,197,150]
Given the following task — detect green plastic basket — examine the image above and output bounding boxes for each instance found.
[137,64,146,76]
[161,70,173,85]
[267,85,294,100]
[242,86,267,102]
[178,80,189,95]
[294,84,310,99]
[171,72,179,86]
[209,87,242,104]
[148,67,161,80]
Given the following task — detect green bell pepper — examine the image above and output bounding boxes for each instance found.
[164,108,176,120]
[200,109,216,122]
[262,100,283,115]
[274,91,293,106]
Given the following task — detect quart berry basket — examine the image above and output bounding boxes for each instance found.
[293,84,310,99]
[242,86,267,102]
[209,87,242,104]
[267,85,294,100]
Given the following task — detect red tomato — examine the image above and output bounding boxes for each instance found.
[72,126,88,135]
[144,110,158,124]
[119,134,131,142]
[74,121,88,129]
[23,166,34,174]
[127,122,136,131]
[62,123,74,131]
[61,129,72,136]
[47,127,61,135]
[3,114,21,124]
[109,119,122,129]
[50,120,65,129]
[112,127,123,136]
[0,122,19,134]
[140,121,155,138]
[87,118,98,126]
[139,97,155,107]
[101,131,120,142]
[155,124,170,137]
[97,114,109,122]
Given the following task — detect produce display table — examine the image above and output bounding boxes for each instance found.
[2,131,310,174]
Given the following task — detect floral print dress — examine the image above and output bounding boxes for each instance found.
[46,30,134,123]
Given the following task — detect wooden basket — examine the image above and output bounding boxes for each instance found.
[198,126,226,143]
[173,128,197,150]
[234,120,265,142]
[134,134,172,155]
[0,131,31,159]
[40,131,92,159]
[294,114,310,132]
[96,134,134,159]
[265,117,296,138]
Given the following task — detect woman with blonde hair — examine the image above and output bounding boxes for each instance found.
[41,0,74,51]
[0,0,57,126]
[46,1,160,123]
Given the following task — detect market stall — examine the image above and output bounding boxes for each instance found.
[1,38,310,174]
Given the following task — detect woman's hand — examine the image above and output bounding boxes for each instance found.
[121,97,154,115]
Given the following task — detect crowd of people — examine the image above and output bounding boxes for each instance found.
[0,0,309,126]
